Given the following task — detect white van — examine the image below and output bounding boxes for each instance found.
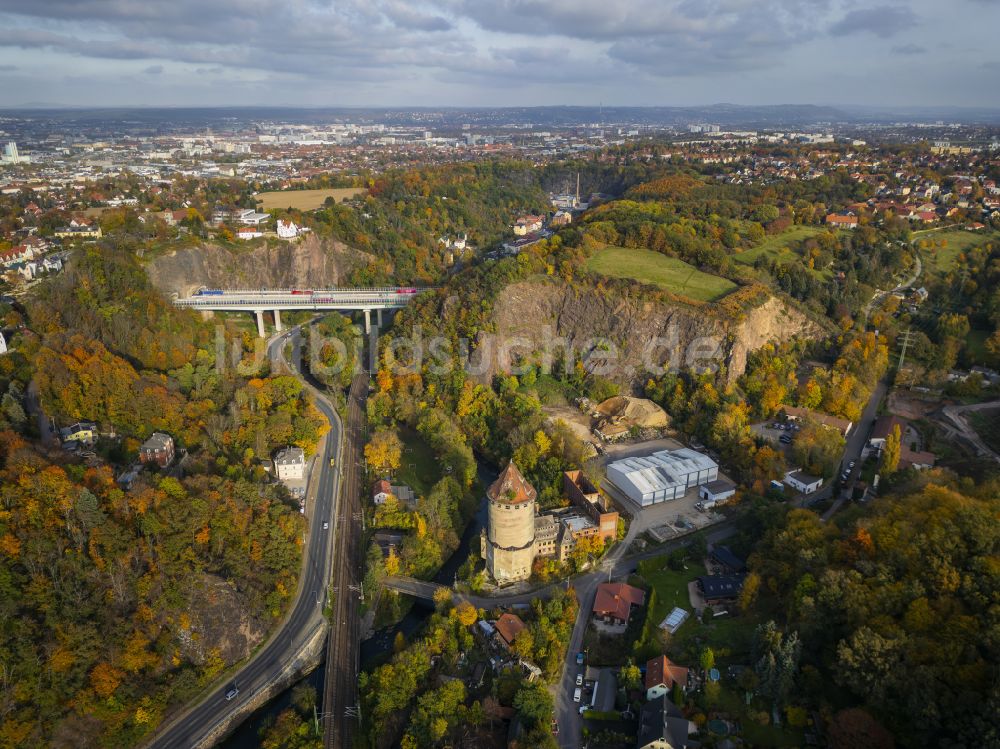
[573,688,582,703]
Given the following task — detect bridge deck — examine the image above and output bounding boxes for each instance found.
[172,287,431,310]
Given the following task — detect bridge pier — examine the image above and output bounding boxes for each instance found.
[363,308,370,334]
[376,308,383,328]
[273,309,283,332]
[254,310,265,338]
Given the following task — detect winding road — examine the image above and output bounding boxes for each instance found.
[863,250,923,326]
[145,325,346,749]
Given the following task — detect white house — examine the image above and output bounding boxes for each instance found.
[373,479,393,505]
[276,219,300,239]
[372,479,415,507]
[236,227,263,240]
[784,470,823,494]
[274,446,306,481]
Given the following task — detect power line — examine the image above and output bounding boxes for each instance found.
[896,329,918,385]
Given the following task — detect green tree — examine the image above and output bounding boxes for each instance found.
[513,682,553,728]
[880,423,901,475]
[699,647,715,677]
[620,659,642,692]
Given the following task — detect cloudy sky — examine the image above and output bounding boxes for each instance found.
[0,0,997,108]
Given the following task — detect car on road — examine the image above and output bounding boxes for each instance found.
[849,460,857,468]
[576,673,583,686]
[573,688,582,702]
[322,521,329,530]
[225,684,239,701]
[576,652,585,666]
[329,457,335,466]
[779,435,792,444]
[551,719,559,735]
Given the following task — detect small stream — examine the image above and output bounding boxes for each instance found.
[220,464,494,748]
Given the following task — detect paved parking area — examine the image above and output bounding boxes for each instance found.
[602,469,730,545]
[752,421,798,459]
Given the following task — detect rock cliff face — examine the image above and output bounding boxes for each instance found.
[145,234,369,297]
[178,574,267,668]
[481,279,821,387]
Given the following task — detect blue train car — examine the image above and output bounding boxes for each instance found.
[197,289,224,296]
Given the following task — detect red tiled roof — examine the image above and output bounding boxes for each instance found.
[495,613,525,646]
[487,461,537,505]
[872,414,907,441]
[593,582,645,623]
[645,655,689,692]
[900,447,936,468]
[373,479,391,495]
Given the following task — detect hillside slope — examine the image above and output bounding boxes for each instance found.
[484,278,821,386]
[145,233,369,296]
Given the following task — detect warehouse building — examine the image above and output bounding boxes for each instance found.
[605,448,718,506]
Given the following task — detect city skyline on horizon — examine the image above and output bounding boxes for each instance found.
[0,0,997,109]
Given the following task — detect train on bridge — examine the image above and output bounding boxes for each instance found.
[192,286,420,297]
[174,286,433,335]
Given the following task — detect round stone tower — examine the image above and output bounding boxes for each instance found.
[485,461,538,583]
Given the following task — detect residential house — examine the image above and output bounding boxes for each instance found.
[54,224,102,239]
[784,470,823,494]
[899,446,937,470]
[494,613,526,650]
[274,446,306,481]
[60,421,97,446]
[162,209,189,227]
[645,656,690,701]
[139,432,175,468]
[373,479,393,505]
[512,214,544,236]
[372,479,416,507]
[869,414,907,450]
[372,530,404,559]
[710,546,747,574]
[825,212,859,228]
[549,210,573,227]
[696,574,746,607]
[592,582,645,628]
[637,695,695,749]
[0,245,34,266]
[236,226,263,240]
[276,219,300,238]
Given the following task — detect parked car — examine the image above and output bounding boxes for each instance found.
[576,673,583,686]
[576,652,585,666]
[573,688,582,703]
[322,521,329,530]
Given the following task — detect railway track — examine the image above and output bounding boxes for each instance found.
[322,371,367,748]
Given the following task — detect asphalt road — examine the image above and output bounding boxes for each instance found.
[552,523,737,749]
[808,377,888,520]
[145,326,343,749]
